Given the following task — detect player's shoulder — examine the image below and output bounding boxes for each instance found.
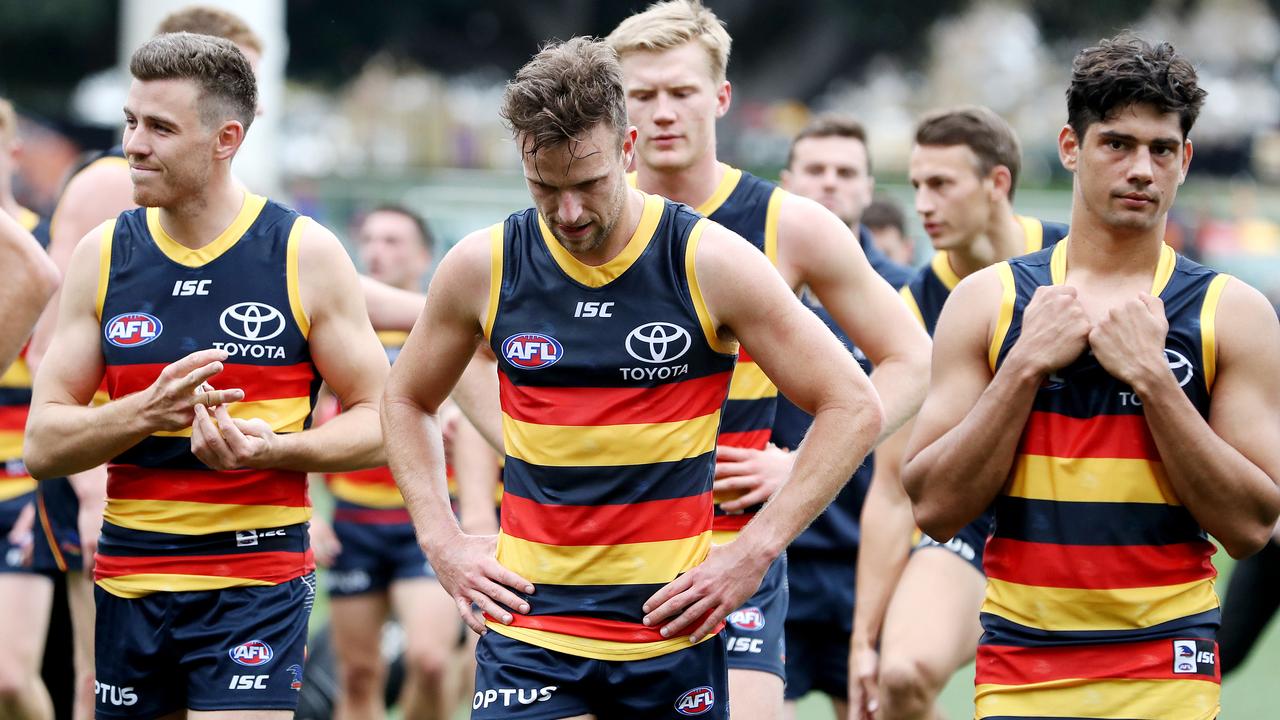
[949,261,1008,309]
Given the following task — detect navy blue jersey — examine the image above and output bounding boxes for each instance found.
[95,193,320,597]
[485,192,737,660]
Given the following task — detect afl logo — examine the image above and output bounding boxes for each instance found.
[105,312,162,348]
[625,322,691,364]
[502,333,563,369]
[229,639,274,666]
[727,606,766,632]
[1165,349,1194,387]
[220,302,286,342]
[675,686,715,716]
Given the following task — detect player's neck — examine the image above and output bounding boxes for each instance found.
[949,210,1025,279]
[576,188,646,266]
[1066,205,1168,283]
[635,151,724,209]
[157,178,247,251]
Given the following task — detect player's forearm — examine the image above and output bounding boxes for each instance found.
[867,354,929,441]
[382,394,464,550]
[452,354,503,453]
[0,226,59,369]
[360,275,425,332]
[25,396,153,479]
[738,396,882,560]
[454,419,500,535]
[271,403,384,472]
[904,359,1042,539]
[1137,372,1280,558]
[852,466,916,645]
[67,465,107,504]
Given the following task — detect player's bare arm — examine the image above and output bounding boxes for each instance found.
[643,220,883,641]
[902,269,1091,540]
[360,273,426,332]
[776,193,931,437]
[191,221,389,472]
[24,226,241,479]
[1092,281,1280,558]
[450,344,503,453]
[453,412,501,536]
[382,229,533,635]
[26,158,134,371]
[0,209,59,369]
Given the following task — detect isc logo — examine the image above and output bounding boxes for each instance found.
[172,279,211,296]
[229,675,269,690]
[574,301,614,318]
[105,312,163,348]
[502,333,563,369]
[675,686,715,716]
[229,640,274,667]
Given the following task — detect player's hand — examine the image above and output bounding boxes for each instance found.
[428,533,534,636]
[141,348,244,432]
[190,403,279,470]
[308,515,342,568]
[6,501,35,567]
[641,542,771,642]
[847,640,881,720]
[1088,294,1170,390]
[1005,285,1091,377]
[713,443,793,513]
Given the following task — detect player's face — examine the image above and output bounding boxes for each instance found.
[357,211,432,291]
[122,78,217,209]
[909,143,996,251]
[620,42,729,173]
[781,136,874,227]
[522,122,636,256]
[1062,103,1191,233]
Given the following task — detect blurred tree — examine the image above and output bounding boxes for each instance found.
[0,0,118,119]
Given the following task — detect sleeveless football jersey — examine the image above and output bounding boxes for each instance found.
[485,192,737,661]
[94,193,320,597]
[976,239,1226,720]
[0,208,51,504]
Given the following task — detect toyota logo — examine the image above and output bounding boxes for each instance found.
[1165,348,1194,387]
[220,302,286,342]
[626,322,692,364]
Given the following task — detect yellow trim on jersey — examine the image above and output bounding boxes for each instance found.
[147,192,267,267]
[328,475,405,508]
[1200,274,1231,391]
[1050,237,1069,284]
[989,262,1016,373]
[16,206,40,233]
[727,360,777,401]
[763,187,785,265]
[537,193,663,288]
[0,430,23,462]
[150,396,311,438]
[285,216,311,338]
[1007,455,1180,505]
[976,677,1219,720]
[1014,215,1045,252]
[96,220,115,319]
[0,478,36,502]
[684,219,738,355]
[376,330,410,347]
[931,251,962,291]
[0,359,31,388]
[97,574,278,599]
[712,529,743,546]
[104,499,311,536]
[900,286,926,329]
[695,164,743,217]
[983,576,1219,633]
[496,530,710,586]
[486,621,714,662]
[483,223,504,340]
[1152,243,1177,296]
[502,411,720,468]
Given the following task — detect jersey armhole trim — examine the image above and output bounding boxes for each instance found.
[95,219,116,320]
[900,285,926,329]
[482,223,504,341]
[286,216,311,339]
[1200,273,1231,391]
[764,187,786,266]
[989,261,1016,373]
[686,219,737,356]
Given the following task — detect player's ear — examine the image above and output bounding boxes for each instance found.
[213,120,246,162]
[1179,137,1193,185]
[621,126,638,167]
[715,80,731,119]
[1058,124,1079,172]
[989,165,1013,202]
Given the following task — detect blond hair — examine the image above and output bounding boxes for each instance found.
[606,0,731,82]
[0,99,16,146]
[156,5,263,55]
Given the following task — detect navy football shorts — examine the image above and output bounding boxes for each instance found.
[913,509,992,575]
[327,503,433,597]
[723,551,787,679]
[473,630,729,719]
[0,491,42,575]
[32,477,82,574]
[783,554,855,699]
[93,572,315,719]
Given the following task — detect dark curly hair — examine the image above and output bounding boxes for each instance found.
[1067,34,1206,140]
[500,37,629,157]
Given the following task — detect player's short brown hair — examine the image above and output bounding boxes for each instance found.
[155,5,263,55]
[787,114,870,172]
[1067,33,1206,140]
[130,33,258,131]
[500,37,629,156]
[607,0,732,83]
[915,105,1021,201]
